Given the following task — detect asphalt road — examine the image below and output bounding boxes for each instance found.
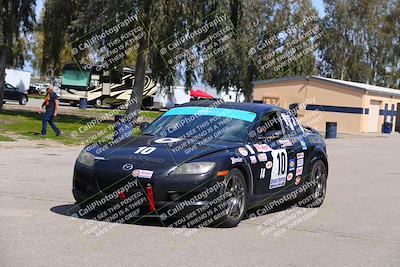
[1,135,400,266]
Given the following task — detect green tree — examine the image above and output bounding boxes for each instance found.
[202,0,318,101]
[41,0,206,117]
[40,0,77,76]
[318,0,400,88]
[0,0,36,110]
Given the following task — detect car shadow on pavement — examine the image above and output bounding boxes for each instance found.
[50,204,172,227]
[50,201,298,229]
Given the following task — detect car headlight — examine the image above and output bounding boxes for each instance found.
[77,150,95,167]
[170,162,216,175]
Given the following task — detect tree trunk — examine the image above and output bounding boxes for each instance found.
[125,36,147,121]
[0,50,8,111]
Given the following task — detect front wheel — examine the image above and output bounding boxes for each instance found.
[303,160,327,208]
[19,95,28,105]
[217,168,247,227]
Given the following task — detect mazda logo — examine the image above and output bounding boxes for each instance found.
[122,163,134,171]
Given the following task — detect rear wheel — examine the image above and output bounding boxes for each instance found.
[303,160,327,207]
[19,95,28,105]
[217,168,247,227]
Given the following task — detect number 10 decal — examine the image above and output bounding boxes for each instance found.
[134,146,156,155]
[276,150,286,175]
[270,149,288,188]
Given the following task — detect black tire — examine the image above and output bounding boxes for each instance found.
[302,160,327,208]
[217,168,247,227]
[19,95,28,105]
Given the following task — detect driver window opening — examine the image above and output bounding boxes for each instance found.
[258,112,283,139]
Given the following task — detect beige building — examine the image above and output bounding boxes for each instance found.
[253,76,400,134]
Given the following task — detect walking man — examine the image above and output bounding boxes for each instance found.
[41,87,61,136]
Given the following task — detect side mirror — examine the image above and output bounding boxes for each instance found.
[139,122,150,131]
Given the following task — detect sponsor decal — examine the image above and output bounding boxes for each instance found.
[254,144,272,152]
[245,144,256,155]
[260,168,266,179]
[282,113,295,131]
[296,166,303,176]
[265,161,273,169]
[287,173,293,181]
[295,176,301,186]
[261,144,272,152]
[289,159,295,171]
[122,163,134,171]
[250,155,257,164]
[257,153,268,162]
[297,152,304,159]
[238,147,248,157]
[300,140,307,150]
[297,158,304,167]
[230,157,244,164]
[132,169,153,179]
[254,144,263,152]
[154,138,181,144]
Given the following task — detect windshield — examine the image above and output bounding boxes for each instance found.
[62,69,91,87]
[143,107,256,143]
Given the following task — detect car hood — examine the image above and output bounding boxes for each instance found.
[91,135,242,167]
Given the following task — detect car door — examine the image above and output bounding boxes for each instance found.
[4,84,18,100]
[250,111,292,195]
[279,111,309,188]
[4,84,13,100]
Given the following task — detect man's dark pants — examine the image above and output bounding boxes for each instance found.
[41,112,60,136]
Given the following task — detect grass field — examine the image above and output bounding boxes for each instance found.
[0,109,162,145]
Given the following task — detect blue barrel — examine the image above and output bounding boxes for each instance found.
[325,122,337,138]
[382,122,392,134]
[114,115,133,140]
[79,98,87,109]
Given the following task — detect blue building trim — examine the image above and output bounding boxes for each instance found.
[383,104,388,121]
[306,104,397,118]
[306,105,364,114]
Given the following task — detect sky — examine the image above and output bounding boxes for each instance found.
[23,0,325,73]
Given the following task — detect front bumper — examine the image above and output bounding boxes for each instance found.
[72,162,225,221]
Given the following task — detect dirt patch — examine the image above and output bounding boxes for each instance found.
[0,132,80,149]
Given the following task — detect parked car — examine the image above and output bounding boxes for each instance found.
[28,84,40,94]
[28,83,50,95]
[3,83,28,105]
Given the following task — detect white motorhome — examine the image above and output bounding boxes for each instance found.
[60,64,158,107]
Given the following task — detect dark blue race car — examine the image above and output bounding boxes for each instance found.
[72,101,328,227]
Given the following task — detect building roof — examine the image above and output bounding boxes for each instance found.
[253,75,400,98]
[179,100,286,113]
